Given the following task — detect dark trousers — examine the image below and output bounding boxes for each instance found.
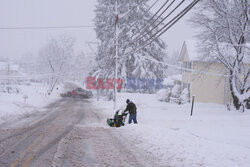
[128,114,137,124]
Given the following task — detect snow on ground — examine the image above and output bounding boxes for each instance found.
[93,92,250,167]
[0,83,63,124]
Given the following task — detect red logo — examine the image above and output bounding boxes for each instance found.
[86,77,124,89]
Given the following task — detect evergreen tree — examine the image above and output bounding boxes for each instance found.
[91,0,167,81]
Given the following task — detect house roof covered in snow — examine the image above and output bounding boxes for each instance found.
[180,40,250,64]
[179,40,202,62]
[184,40,201,61]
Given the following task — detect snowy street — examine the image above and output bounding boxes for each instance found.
[0,98,159,167]
[0,92,250,167]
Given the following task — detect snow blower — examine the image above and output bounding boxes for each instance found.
[107,110,128,127]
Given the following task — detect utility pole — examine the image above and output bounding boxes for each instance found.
[114,0,118,110]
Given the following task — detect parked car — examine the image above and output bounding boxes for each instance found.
[74,88,93,98]
[60,88,93,99]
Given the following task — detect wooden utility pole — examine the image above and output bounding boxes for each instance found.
[114,0,118,110]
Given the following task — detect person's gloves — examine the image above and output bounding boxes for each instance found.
[123,110,128,114]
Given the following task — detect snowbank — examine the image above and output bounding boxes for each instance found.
[93,93,250,167]
[0,83,62,124]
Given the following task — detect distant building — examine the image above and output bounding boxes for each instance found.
[179,40,232,105]
[0,61,20,84]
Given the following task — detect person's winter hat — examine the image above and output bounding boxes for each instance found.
[126,99,130,103]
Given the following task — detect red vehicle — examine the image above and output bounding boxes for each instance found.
[60,88,93,99]
[70,90,78,97]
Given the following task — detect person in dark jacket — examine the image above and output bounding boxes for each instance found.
[124,99,137,124]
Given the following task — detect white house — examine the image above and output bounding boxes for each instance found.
[179,40,232,105]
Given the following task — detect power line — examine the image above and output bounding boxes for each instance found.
[128,0,160,30]
[0,25,94,30]
[107,0,161,48]
[130,0,171,40]
[94,0,161,52]
[125,0,200,56]
[146,0,176,31]
[135,55,230,77]
[132,0,184,45]
[95,0,192,56]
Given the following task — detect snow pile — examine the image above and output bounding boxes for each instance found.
[158,75,186,104]
[179,88,189,103]
[162,75,182,88]
[93,93,250,167]
[0,83,63,124]
[162,78,175,87]
[156,88,171,102]
[171,84,181,97]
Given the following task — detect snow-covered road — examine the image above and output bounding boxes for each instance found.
[0,98,160,167]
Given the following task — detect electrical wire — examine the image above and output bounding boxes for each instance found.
[128,0,160,30]
[147,0,175,29]
[132,0,184,45]
[108,0,161,46]
[130,0,171,40]
[125,0,200,56]
[0,25,94,30]
[135,54,230,77]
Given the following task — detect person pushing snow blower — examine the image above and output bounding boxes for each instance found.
[124,99,137,124]
[106,99,137,127]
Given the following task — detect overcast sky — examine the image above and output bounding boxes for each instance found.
[0,0,196,60]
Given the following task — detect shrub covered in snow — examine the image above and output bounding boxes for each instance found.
[171,84,181,98]
[179,88,189,104]
[162,75,182,89]
[157,75,190,104]
[157,88,171,102]
[162,78,175,88]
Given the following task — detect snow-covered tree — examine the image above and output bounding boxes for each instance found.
[72,51,95,83]
[38,34,75,93]
[91,0,167,81]
[191,0,250,111]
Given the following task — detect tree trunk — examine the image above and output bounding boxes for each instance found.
[229,75,242,110]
